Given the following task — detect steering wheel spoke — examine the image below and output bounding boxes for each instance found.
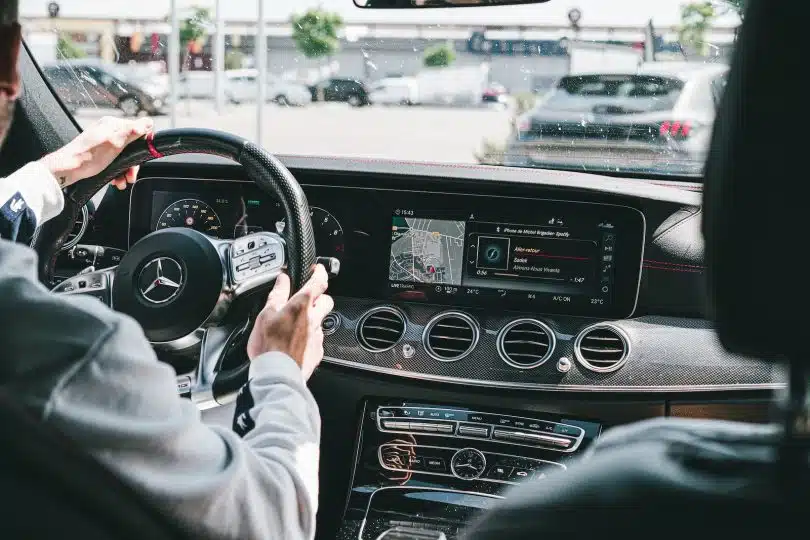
[187,322,248,409]
[51,267,116,306]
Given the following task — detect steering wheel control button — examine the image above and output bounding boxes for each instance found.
[321,312,340,335]
[230,232,284,283]
[176,376,192,395]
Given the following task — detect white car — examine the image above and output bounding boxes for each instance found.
[226,69,312,106]
[369,77,418,106]
[179,69,311,106]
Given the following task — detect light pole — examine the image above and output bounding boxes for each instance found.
[213,0,225,114]
[168,0,180,128]
[256,0,267,145]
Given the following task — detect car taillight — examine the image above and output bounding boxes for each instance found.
[517,118,530,132]
[659,120,692,138]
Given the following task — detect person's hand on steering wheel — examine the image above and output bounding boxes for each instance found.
[248,264,334,380]
[38,116,153,191]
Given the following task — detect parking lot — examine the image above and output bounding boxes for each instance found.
[76,101,514,165]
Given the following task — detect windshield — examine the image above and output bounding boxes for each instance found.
[26,0,741,179]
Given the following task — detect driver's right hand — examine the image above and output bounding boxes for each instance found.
[246,265,333,380]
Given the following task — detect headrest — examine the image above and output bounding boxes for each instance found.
[703,1,804,359]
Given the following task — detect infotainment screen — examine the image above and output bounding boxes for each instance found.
[387,202,644,318]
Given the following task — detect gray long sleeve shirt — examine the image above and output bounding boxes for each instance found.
[0,166,321,539]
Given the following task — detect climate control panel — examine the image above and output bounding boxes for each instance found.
[377,405,586,452]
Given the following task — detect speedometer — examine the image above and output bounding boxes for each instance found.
[156,199,222,237]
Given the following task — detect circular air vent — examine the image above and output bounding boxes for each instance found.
[62,205,89,251]
[497,318,556,369]
[423,311,479,362]
[357,306,406,353]
[574,324,630,373]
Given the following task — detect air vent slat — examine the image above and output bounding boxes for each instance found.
[575,325,629,373]
[424,312,478,362]
[358,307,406,352]
[362,324,403,334]
[579,346,624,354]
[503,339,550,348]
[498,319,555,369]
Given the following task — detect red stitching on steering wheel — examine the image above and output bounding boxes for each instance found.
[145,132,164,159]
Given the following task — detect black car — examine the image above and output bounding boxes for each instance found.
[309,77,370,106]
[42,62,168,116]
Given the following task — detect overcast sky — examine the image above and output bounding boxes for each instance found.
[20,0,742,27]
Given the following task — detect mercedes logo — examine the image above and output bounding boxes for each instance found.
[138,257,184,304]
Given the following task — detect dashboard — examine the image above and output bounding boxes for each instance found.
[63,156,780,540]
[129,178,646,319]
[88,163,778,394]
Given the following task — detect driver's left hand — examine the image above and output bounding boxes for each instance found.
[38,116,154,191]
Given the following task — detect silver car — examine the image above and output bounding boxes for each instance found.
[505,62,729,175]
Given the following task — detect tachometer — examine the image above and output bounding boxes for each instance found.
[310,207,345,259]
[156,199,222,236]
[273,206,344,259]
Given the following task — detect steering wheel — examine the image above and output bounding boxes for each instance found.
[33,128,317,408]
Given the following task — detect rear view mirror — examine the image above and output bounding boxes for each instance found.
[355,0,550,8]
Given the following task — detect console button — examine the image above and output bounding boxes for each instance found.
[492,428,525,443]
[485,465,512,480]
[409,456,426,470]
[554,424,582,437]
[425,457,447,472]
[458,423,490,438]
[436,423,455,434]
[381,420,410,430]
[468,413,486,423]
[509,468,532,482]
[520,432,573,449]
[408,421,437,433]
[378,408,395,418]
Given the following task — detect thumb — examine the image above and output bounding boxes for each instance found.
[264,273,291,313]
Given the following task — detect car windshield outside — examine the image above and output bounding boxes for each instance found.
[22,0,742,178]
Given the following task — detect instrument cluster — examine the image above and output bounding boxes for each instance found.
[147,187,345,261]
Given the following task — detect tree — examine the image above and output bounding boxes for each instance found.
[290,9,344,61]
[423,42,456,68]
[679,2,715,56]
[57,33,85,59]
[179,6,211,67]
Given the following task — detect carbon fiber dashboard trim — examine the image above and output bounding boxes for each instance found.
[323,297,784,392]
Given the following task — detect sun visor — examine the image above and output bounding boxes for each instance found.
[703,1,803,359]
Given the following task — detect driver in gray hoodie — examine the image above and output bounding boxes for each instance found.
[0,3,330,539]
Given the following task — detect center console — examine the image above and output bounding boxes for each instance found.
[336,398,602,540]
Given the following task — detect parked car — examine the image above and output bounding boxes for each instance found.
[226,70,312,106]
[42,60,169,116]
[178,69,311,106]
[309,77,370,106]
[368,77,418,106]
[111,62,169,100]
[504,62,729,175]
[482,81,508,104]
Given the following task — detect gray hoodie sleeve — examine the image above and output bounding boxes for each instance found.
[0,239,320,540]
